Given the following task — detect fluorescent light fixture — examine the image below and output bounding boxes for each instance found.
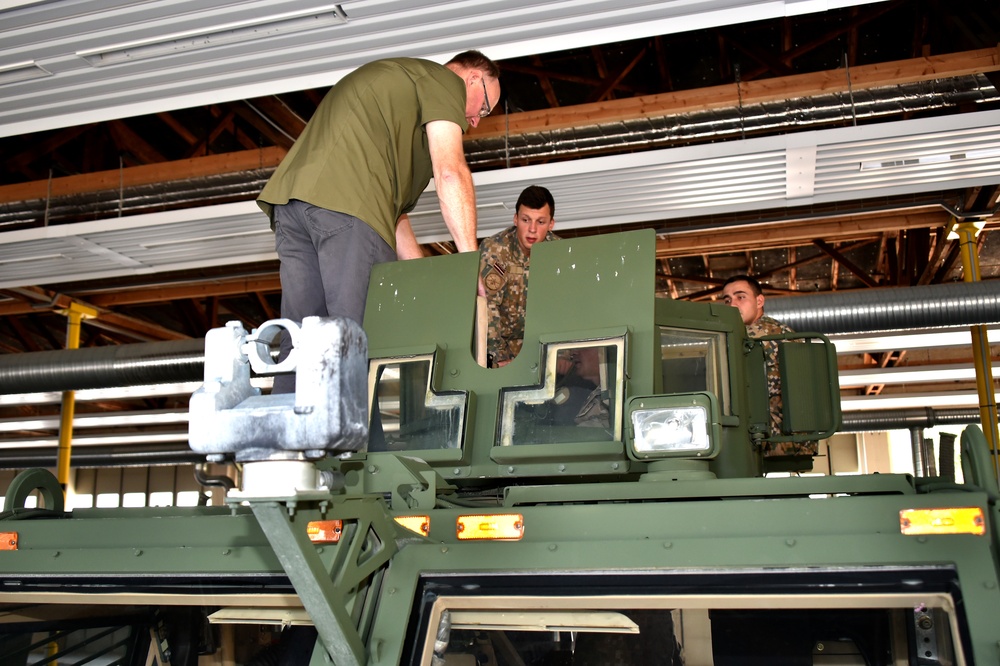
[860,147,1000,171]
[841,391,992,410]
[140,228,271,249]
[0,409,189,432]
[0,61,52,86]
[830,327,1000,354]
[0,382,203,407]
[839,363,983,388]
[0,432,190,450]
[0,253,68,265]
[77,6,348,67]
[409,201,510,218]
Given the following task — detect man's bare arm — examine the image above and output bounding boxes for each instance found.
[395,214,424,259]
[426,119,478,253]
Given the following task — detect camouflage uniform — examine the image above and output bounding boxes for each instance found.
[479,227,559,365]
[746,315,817,457]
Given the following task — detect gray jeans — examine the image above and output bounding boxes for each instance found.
[272,199,395,394]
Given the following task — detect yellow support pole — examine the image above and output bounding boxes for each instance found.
[55,302,98,495]
[948,218,1000,479]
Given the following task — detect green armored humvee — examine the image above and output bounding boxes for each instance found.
[1,229,998,665]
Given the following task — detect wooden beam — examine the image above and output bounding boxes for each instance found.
[246,96,308,139]
[84,311,190,342]
[498,61,637,93]
[79,275,281,309]
[533,55,561,108]
[585,44,648,103]
[654,208,956,258]
[6,125,91,172]
[467,46,1000,141]
[157,111,199,147]
[813,239,879,288]
[756,240,872,280]
[745,0,901,80]
[233,102,297,149]
[0,147,286,204]
[108,120,166,164]
[0,287,191,341]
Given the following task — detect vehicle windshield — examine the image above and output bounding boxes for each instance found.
[419,591,960,665]
[368,355,466,452]
[660,327,730,413]
[497,339,625,446]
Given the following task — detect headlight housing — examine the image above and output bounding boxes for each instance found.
[628,393,719,459]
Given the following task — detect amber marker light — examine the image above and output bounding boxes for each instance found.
[394,515,430,537]
[900,508,986,536]
[306,520,343,544]
[456,513,524,541]
[0,532,17,550]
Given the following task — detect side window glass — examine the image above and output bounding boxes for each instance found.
[368,356,466,452]
[659,327,730,413]
[498,339,624,446]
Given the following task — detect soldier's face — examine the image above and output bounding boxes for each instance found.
[514,204,555,256]
[721,281,764,325]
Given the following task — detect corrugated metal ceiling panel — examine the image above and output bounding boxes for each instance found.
[0,0,887,137]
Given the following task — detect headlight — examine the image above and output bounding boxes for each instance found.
[632,406,709,454]
[627,393,719,459]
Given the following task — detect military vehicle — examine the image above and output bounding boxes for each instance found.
[1,229,998,665]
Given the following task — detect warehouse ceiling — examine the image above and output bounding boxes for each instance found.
[0,0,999,461]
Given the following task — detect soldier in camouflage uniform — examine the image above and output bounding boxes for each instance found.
[721,275,818,459]
[479,185,559,366]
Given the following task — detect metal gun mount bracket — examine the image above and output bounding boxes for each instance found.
[188,316,369,465]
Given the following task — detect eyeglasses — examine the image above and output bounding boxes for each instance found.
[478,78,492,118]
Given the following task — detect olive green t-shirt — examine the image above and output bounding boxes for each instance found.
[257,58,468,249]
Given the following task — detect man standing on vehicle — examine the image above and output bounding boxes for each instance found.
[479,185,559,367]
[258,51,500,393]
[721,274,817,459]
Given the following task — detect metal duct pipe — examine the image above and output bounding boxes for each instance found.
[0,445,203,469]
[0,171,271,228]
[0,339,204,394]
[765,280,1000,335]
[911,427,929,477]
[840,408,980,433]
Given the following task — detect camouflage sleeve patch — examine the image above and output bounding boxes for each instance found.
[482,262,507,293]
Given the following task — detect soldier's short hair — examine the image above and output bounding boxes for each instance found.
[515,185,555,217]
[446,50,500,79]
[722,274,763,297]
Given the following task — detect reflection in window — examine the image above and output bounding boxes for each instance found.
[368,356,466,452]
[660,327,729,413]
[498,340,623,446]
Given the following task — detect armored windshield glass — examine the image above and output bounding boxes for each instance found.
[659,327,730,414]
[368,355,466,452]
[498,339,624,446]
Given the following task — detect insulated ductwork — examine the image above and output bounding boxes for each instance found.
[0,172,271,229]
[0,445,203,469]
[766,280,1000,334]
[840,408,981,433]
[464,74,999,167]
[0,339,204,394]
